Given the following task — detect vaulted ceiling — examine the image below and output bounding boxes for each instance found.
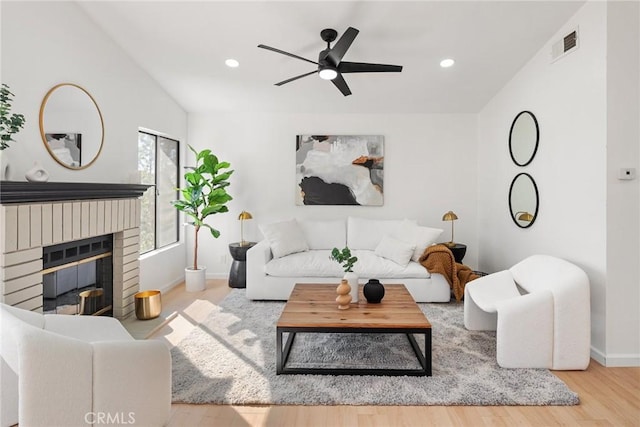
[78,1,585,114]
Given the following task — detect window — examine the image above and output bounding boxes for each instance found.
[138,131,179,254]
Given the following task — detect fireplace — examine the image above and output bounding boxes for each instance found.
[42,235,113,315]
[0,182,148,319]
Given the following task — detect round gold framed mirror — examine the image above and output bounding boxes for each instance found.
[509,172,539,228]
[39,83,104,170]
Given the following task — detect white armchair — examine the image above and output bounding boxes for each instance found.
[1,303,171,427]
[464,254,590,370]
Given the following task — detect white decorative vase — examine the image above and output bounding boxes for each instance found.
[185,266,206,292]
[344,271,359,303]
[25,161,49,182]
[0,150,10,180]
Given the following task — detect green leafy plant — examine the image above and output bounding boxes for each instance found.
[330,246,358,273]
[171,145,233,271]
[0,84,26,151]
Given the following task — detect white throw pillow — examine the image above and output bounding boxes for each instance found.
[347,217,417,250]
[394,222,444,262]
[297,219,346,250]
[259,219,309,259]
[374,234,416,267]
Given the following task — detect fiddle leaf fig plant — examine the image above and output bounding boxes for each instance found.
[330,246,358,273]
[0,84,26,151]
[172,144,233,271]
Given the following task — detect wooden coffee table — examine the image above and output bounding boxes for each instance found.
[276,283,432,376]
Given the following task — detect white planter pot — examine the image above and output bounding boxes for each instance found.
[185,266,206,292]
[344,271,359,303]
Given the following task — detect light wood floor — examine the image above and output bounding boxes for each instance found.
[152,279,640,427]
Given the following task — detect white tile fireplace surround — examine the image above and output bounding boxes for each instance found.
[0,182,148,319]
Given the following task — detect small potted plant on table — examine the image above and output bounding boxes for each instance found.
[330,246,359,303]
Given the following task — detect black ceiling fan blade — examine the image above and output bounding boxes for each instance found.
[326,27,359,65]
[338,61,403,74]
[275,70,318,86]
[331,73,352,96]
[258,44,318,66]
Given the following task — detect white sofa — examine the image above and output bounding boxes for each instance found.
[0,303,171,427]
[464,254,591,370]
[247,217,451,302]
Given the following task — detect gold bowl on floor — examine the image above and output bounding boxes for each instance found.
[134,290,162,320]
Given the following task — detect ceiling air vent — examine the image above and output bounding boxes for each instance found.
[551,28,579,63]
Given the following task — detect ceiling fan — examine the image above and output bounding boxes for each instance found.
[258,27,403,96]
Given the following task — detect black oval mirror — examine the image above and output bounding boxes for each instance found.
[509,172,539,228]
[509,111,539,167]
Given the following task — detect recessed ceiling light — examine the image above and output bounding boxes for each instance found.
[225,59,239,68]
[440,58,455,68]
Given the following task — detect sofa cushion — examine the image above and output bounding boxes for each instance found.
[265,249,430,279]
[347,217,416,250]
[1,303,45,329]
[1,304,43,373]
[393,222,444,262]
[265,250,343,277]
[374,234,416,267]
[44,315,134,342]
[355,250,430,279]
[298,219,346,250]
[259,219,309,258]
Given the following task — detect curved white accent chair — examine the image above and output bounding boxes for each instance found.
[464,254,590,370]
[0,303,171,427]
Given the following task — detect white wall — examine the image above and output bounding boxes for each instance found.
[187,113,479,276]
[0,1,188,291]
[605,0,640,366]
[478,1,607,357]
[478,1,640,366]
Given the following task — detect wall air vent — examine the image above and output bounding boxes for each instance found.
[551,28,579,63]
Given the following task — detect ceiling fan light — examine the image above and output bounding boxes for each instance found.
[319,68,338,80]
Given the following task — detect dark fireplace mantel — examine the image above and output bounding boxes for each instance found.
[0,181,150,204]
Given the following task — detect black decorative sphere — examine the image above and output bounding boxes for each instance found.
[363,279,385,303]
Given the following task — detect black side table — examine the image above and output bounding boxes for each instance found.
[228,242,256,288]
[441,243,467,263]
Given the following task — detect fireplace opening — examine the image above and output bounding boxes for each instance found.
[42,235,113,316]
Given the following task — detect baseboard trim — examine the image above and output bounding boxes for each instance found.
[590,347,606,366]
[156,278,184,294]
[150,274,228,294]
[604,354,640,367]
[591,347,640,367]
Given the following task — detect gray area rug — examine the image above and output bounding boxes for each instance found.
[171,289,579,406]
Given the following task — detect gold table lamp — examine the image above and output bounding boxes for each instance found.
[238,211,253,246]
[442,210,458,248]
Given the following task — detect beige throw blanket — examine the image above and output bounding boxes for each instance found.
[419,244,479,301]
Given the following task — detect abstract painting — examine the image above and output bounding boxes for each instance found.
[296,135,384,205]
